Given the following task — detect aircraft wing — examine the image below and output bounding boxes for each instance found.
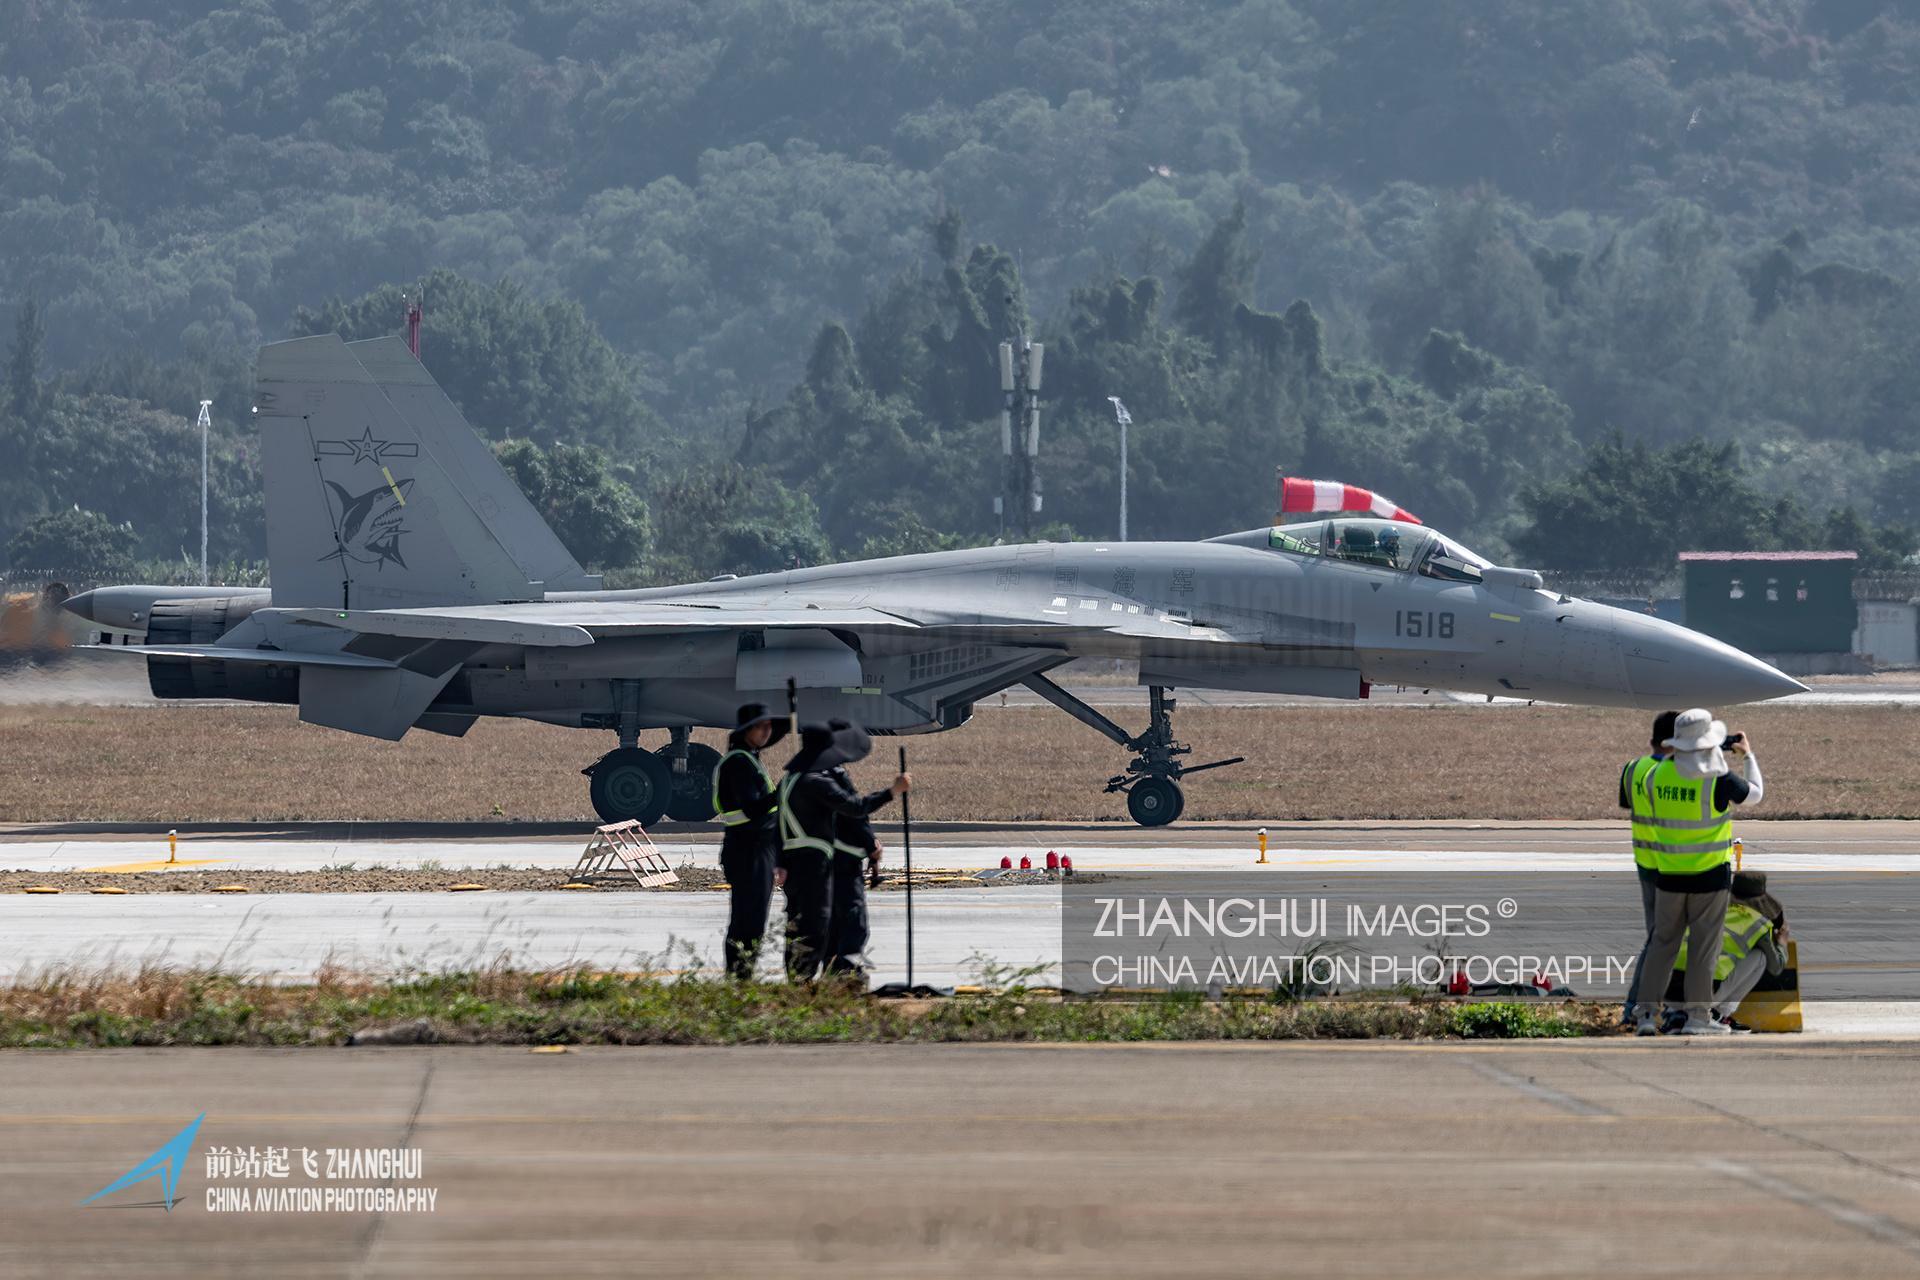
[78,643,396,668]
[267,602,922,646]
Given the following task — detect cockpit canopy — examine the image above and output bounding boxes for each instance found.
[1233,519,1492,583]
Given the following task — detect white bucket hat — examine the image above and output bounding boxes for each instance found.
[1664,708,1727,752]
[1665,707,1729,778]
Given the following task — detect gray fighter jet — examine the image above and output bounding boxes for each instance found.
[65,335,1806,827]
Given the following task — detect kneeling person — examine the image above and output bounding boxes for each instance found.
[1673,869,1787,1031]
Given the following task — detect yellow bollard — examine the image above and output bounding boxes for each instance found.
[168,829,178,865]
[1256,826,1269,864]
[1733,837,1744,871]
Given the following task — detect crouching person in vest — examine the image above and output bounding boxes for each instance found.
[777,720,908,982]
[1626,708,1765,1036]
[713,703,788,981]
[1670,869,1786,1033]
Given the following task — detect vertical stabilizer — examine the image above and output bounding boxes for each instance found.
[347,336,601,591]
[257,334,541,609]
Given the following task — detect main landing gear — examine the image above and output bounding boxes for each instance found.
[582,685,722,826]
[1019,675,1245,827]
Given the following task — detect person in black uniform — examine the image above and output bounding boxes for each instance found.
[777,719,909,982]
[711,703,787,980]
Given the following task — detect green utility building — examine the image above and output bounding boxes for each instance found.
[1679,551,1858,654]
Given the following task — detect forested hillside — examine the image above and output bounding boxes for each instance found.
[4,0,1919,579]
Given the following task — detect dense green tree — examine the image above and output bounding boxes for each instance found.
[6,508,136,575]
[492,439,649,571]
[1514,435,1913,571]
[6,296,43,422]
[3,1,1920,574]
[643,462,831,585]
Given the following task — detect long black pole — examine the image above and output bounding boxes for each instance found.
[899,744,913,990]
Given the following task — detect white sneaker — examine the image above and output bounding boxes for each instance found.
[1635,1011,1659,1037]
[1677,1015,1731,1036]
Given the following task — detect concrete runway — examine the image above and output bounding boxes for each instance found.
[6,1041,1920,1278]
[2,820,1917,1026]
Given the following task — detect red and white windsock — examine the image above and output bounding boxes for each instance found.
[1278,478,1422,525]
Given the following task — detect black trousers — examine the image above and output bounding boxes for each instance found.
[826,853,870,976]
[781,851,832,981]
[720,838,776,981]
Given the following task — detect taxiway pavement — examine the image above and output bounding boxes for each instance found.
[5,1041,1920,1277]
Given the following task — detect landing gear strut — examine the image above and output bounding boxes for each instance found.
[582,685,724,826]
[1020,676,1245,828]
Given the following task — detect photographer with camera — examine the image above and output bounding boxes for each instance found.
[1619,709,1680,1027]
[1625,708,1765,1036]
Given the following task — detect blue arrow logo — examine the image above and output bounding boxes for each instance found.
[82,1113,205,1211]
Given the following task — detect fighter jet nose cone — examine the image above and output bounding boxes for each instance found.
[61,588,98,623]
[1743,660,1809,703]
[1620,614,1809,706]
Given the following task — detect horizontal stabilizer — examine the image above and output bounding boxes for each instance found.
[300,664,459,741]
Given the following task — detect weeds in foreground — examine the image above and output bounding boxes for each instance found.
[0,963,1616,1048]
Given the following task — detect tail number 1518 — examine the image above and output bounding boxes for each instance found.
[1394,609,1454,639]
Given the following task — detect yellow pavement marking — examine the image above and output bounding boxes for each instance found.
[84,858,227,873]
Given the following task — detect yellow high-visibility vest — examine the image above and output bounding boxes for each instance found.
[1636,757,1734,876]
[1676,901,1773,982]
[1624,755,1662,871]
[712,749,775,826]
[777,774,865,858]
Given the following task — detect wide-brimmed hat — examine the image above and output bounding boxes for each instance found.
[785,718,871,773]
[728,702,789,748]
[1664,708,1727,752]
[1732,869,1768,899]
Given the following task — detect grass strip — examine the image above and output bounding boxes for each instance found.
[0,966,1614,1047]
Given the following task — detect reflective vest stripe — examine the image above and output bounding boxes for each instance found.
[1632,837,1736,855]
[1642,758,1733,876]
[777,775,834,856]
[776,774,870,858]
[1641,815,1729,831]
[712,750,775,826]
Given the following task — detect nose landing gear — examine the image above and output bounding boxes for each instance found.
[1020,676,1245,827]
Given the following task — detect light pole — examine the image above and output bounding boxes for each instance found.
[998,338,1045,540]
[1107,396,1132,541]
[196,399,212,584]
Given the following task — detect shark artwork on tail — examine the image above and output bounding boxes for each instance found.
[321,477,415,570]
[64,334,1807,827]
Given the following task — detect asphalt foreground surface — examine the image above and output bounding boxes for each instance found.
[5,1042,1920,1279]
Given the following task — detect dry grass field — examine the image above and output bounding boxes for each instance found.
[3,700,1916,823]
